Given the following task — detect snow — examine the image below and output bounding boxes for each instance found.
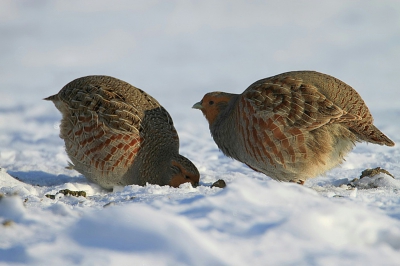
[1,0,400,265]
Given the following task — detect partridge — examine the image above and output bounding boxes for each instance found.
[193,71,395,184]
[45,75,199,189]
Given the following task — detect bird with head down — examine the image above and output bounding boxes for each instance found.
[46,75,199,190]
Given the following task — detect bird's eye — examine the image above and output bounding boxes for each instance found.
[185,175,191,179]
[209,101,214,105]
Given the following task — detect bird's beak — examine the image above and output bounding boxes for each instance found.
[192,102,203,109]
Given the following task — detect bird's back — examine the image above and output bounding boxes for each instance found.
[246,71,394,146]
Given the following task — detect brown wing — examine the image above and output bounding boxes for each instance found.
[258,71,395,146]
[242,76,360,130]
[56,76,161,133]
[236,76,360,166]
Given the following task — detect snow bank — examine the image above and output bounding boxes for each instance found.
[2,170,400,265]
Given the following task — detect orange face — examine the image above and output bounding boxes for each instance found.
[192,92,234,126]
[169,161,200,188]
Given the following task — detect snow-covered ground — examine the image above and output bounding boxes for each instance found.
[1,1,400,265]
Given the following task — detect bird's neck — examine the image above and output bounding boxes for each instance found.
[210,96,241,159]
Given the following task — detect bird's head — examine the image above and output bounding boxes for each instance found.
[192,92,236,126]
[168,155,200,188]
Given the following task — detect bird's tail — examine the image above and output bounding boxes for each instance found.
[353,124,395,147]
[43,94,57,101]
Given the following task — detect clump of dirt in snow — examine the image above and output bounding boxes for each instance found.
[359,167,394,179]
[45,189,87,199]
[211,179,226,188]
[349,167,397,189]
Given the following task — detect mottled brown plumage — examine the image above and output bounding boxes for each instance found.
[45,75,199,189]
[193,71,394,183]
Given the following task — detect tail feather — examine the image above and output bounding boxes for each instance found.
[43,94,58,101]
[66,161,75,170]
[354,124,395,146]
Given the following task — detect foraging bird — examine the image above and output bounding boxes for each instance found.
[193,71,395,184]
[45,75,199,189]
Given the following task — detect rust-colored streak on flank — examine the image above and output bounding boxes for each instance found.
[99,160,106,171]
[83,131,141,172]
[128,137,141,148]
[74,128,83,136]
[78,115,92,123]
[80,136,95,147]
[247,95,275,166]
[266,117,285,165]
[265,118,281,161]
[118,137,142,167]
[111,134,122,141]
[261,130,275,166]
[125,146,140,167]
[91,138,107,151]
[280,134,296,163]
[281,138,290,150]
[87,144,101,156]
[83,124,96,133]
[271,119,286,141]
[259,126,273,163]
[94,129,105,139]
[103,152,113,161]
[79,153,86,162]
[79,139,88,147]
[112,157,122,168]
[243,94,286,167]
[110,146,117,154]
[128,149,136,160]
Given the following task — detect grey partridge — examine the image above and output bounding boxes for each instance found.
[45,75,199,189]
[193,71,395,184]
